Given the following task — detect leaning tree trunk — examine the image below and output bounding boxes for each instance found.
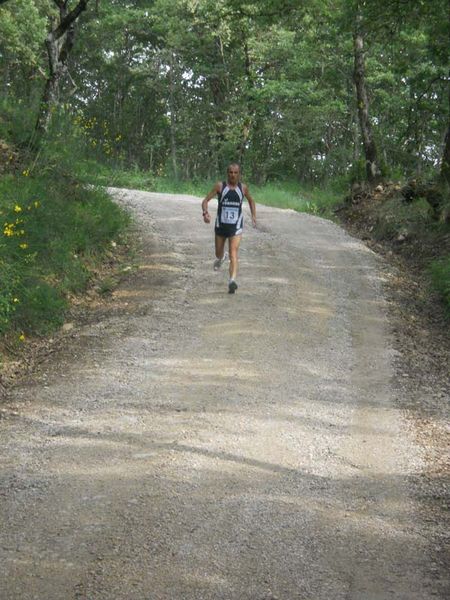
[353,8,381,184]
[440,72,450,185]
[35,0,89,135]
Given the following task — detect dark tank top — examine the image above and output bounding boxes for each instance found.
[216,181,244,228]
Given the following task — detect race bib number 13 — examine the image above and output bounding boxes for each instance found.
[221,207,238,224]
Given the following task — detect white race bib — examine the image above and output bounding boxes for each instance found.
[221,206,239,225]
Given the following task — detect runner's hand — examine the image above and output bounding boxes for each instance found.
[252,216,257,228]
[203,212,211,224]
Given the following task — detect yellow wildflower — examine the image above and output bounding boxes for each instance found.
[22,169,29,177]
[19,243,28,249]
[18,333,25,342]
[34,201,40,208]
[14,205,22,213]
[13,298,19,303]
[3,223,14,237]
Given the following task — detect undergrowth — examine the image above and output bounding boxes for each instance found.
[0,106,131,341]
[373,196,433,240]
[430,257,450,313]
[0,172,129,338]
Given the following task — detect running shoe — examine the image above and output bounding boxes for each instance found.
[228,279,238,294]
[213,252,228,271]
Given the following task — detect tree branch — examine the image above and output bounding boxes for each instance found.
[53,0,89,41]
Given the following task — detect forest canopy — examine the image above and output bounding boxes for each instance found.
[0,0,448,184]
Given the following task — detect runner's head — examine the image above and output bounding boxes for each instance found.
[227,163,240,185]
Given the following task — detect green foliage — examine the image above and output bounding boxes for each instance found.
[373,196,432,241]
[0,86,132,338]
[58,0,447,185]
[0,0,47,71]
[98,276,118,296]
[17,282,67,335]
[0,162,130,336]
[153,177,215,196]
[91,165,157,191]
[430,257,450,313]
[0,258,21,334]
[2,0,449,186]
[347,160,368,185]
[0,98,38,147]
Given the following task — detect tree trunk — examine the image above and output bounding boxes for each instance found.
[237,41,255,169]
[352,7,381,184]
[441,124,450,185]
[440,73,450,185]
[36,72,62,133]
[35,1,89,135]
[168,52,178,180]
[210,35,228,172]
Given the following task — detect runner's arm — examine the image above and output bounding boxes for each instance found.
[201,182,221,223]
[243,184,257,227]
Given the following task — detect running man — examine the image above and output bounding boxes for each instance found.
[202,163,257,293]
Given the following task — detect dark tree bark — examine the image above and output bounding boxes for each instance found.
[237,40,256,169]
[352,7,381,184]
[209,35,228,172]
[440,72,450,185]
[441,126,450,184]
[35,0,90,135]
[168,51,179,180]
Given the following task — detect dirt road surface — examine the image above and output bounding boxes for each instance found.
[1,189,448,599]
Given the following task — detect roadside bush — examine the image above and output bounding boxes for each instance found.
[0,98,37,148]
[0,102,132,339]
[430,257,450,313]
[17,281,67,335]
[373,196,432,240]
[0,169,130,337]
[0,259,22,335]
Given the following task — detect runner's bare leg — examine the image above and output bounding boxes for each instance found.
[215,234,226,260]
[228,234,242,280]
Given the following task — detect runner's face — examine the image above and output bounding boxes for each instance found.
[227,167,239,185]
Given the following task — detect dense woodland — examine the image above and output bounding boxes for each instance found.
[0,0,449,185]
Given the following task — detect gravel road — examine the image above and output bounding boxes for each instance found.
[1,189,448,599]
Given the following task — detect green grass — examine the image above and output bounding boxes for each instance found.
[89,168,342,218]
[171,178,342,218]
[86,163,157,191]
[0,171,130,338]
[430,256,450,313]
[249,182,341,217]
[0,103,134,341]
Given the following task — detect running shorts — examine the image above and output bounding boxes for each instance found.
[215,221,243,238]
